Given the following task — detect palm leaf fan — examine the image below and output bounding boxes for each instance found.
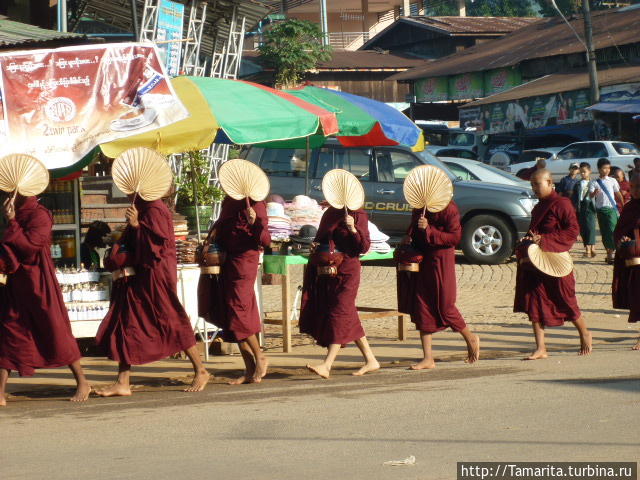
[219,159,270,202]
[403,165,453,212]
[112,147,173,201]
[527,244,574,278]
[321,169,365,211]
[0,153,49,196]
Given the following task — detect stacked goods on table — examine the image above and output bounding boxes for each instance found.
[55,267,110,321]
[173,212,189,240]
[284,195,324,236]
[266,201,292,242]
[367,221,392,254]
[176,238,198,264]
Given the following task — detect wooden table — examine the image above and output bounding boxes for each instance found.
[262,251,407,352]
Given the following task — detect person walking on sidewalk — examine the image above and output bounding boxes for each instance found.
[590,158,624,264]
[396,202,480,370]
[572,162,597,258]
[514,169,592,360]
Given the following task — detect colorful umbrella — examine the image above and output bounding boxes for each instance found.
[100,76,338,158]
[281,86,424,151]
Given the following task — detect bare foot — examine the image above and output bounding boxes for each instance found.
[95,383,132,397]
[307,363,330,379]
[352,360,380,376]
[525,349,548,360]
[70,382,91,402]
[409,358,436,370]
[184,369,211,392]
[633,338,640,351]
[251,357,269,384]
[0,393,6,407]
[228,376,250,385]
[579,331,592,356]
[465,334,480,364]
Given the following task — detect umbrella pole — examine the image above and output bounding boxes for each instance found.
[189,153,202,243]
[304,136,311,196]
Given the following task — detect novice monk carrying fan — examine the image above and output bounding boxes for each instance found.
[514,169,592,359]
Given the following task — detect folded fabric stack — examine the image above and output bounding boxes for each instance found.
[173,213,189,240]
[284,195,325,236]
[176,238,198,264]
[267,202,292,241]
[367,221,392,254]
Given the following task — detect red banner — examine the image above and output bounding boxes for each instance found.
[0,43,188,170]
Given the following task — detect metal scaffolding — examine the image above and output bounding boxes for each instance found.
[181,1,208,76]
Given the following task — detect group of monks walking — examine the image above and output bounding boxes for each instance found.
[2,166,640,407]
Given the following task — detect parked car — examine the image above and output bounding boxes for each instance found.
[495,147,564,173]
[513,141,640,182]
[242,141,536,264]
[441,157,529,187]
[427,146,478,160]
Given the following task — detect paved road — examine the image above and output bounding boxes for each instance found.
[1,349,637,480]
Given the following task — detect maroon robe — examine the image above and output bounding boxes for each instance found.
[0,197,81,376]
[299,208,370,347]
[197,197,270,342]
[514,191,581,326]
[96,198,195,365]
[612,198,640,322]
[397,203,467,334]
[616,180,631,212]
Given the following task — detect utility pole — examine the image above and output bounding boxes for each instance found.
[582,0,600,103]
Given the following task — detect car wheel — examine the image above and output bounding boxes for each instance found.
[461,214,514,265]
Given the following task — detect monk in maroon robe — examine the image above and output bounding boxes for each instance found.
[514,169,592,359]
[397,203,480,369]
[198,197,271,384]
[612,174,640,350]
[0,194,90,405]
[95,197,210,396]
[299,207,379,378]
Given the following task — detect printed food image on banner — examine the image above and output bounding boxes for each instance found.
[0,42,188,170]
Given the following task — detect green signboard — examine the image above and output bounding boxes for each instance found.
[415,77,449,102]
[448,72,483,100]
[484,68,522,96]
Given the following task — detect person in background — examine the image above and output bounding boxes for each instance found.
[590,158,625,264]
[611,166,631,211]
[628,157,640,179]
[557,163,580,198]
[517,157,546,181]
[80,220,111,271]
[572,162,597,258]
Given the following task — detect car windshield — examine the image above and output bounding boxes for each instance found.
[449,132,475,146]
[613,142,640,155]
[518,150,551,164]
[416,150,458,180]
[478,163,528,183]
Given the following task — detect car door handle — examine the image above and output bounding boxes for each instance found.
[376,188,395,194]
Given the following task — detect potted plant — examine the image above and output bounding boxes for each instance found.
[175,150,225,234]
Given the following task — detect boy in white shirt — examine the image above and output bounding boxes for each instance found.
[590,158,625,263]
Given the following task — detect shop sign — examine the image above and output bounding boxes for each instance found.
[0,43,187,170]
[415,77,449,102]
[156,0,185,77]
[484,68,522,96]
[448,72,483,100]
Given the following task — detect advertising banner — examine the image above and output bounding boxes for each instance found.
[415,77,449,102]
[156,0,185,76]
[484,68,521,96]
[448,72,483,100]
[0,42,188,170]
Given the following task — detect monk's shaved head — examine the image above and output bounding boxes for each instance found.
[529,168,554,200]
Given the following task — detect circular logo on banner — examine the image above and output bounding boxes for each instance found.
[45,97,77,122]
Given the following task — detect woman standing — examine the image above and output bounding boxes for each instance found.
[572,162,598,258]
[611,166,631,211]
[299,206,379,378]
[198,196,271,384]
[80,220,111,270]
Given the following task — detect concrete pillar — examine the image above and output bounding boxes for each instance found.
[458,0,466,16]
[402,0,411,16]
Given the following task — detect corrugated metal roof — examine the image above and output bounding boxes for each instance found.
[391,7,640,81]
[0,19,87,47]
[78,0,271,57]
[463,64,640,108]
[401,16,541,36]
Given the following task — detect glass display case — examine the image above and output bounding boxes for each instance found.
[40,179,81,268]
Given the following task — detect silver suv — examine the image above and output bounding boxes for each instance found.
[242,141,535,264]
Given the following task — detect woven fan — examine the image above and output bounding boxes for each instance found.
[527,244,573,278]
[219,159,270,202]
[0,153,49,197]
[321,169,365,211]
[403,165,453,213]
[112,147,173,201]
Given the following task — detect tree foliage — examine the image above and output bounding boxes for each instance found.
[424,0,536,16]
[258,19,332,88]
